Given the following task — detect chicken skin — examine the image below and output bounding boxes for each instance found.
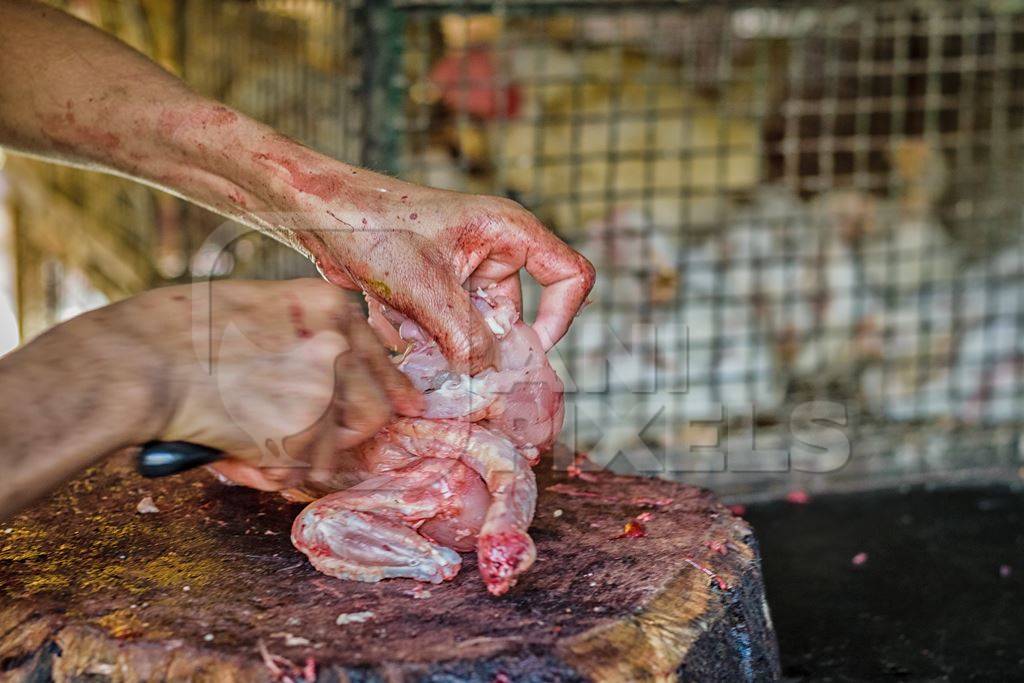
[292,291,563,594]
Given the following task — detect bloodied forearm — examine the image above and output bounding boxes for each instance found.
[0,0,595,375]
[0,0,386,243]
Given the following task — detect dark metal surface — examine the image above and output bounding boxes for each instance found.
[745,484,1024,681]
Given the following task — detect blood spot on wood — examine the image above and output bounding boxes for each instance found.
[615,520,647,539]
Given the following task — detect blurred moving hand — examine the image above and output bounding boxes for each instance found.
[0,279,423,518]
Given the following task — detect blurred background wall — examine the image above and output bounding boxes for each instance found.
[3,0,1024,497]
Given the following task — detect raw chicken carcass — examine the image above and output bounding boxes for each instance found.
[366,290,564,453]
[292,290,563,595]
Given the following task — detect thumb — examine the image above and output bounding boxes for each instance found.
[340,312,425,417]
[404,270,497,375]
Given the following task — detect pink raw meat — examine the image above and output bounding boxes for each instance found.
[367,290,564,452]
[292,290,563,595]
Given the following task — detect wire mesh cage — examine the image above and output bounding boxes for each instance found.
[368,0,1024,493]
[8,0,1024,494]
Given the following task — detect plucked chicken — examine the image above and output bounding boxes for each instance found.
[292,290,563,595]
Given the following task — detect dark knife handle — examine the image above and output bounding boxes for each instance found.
[137,441,223,478]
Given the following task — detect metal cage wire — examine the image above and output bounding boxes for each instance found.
[381,0,1024,493]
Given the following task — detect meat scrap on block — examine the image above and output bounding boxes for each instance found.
[292,291,564,595]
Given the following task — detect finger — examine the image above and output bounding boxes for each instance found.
[260,437,312,488]
[523,231,596,349]
[364,293,407,352]
[399,267,497,374]
[257,466,307,489]
[208,460,289,492]
[225,448,307,490]
[307,433,350,485]
[287,376,358,485]
[301,415,346,484]
[331,349,393,450]
[466,272,523,314]
[343,314,425,417]
[488,273,523,314]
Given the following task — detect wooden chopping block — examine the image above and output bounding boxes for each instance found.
[0,453,779,682]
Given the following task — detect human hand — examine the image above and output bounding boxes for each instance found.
[298,183,596,374]
[144,279,422,490]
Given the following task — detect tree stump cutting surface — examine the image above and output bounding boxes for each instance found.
[0,454,779,682]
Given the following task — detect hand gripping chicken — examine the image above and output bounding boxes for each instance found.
[291,291,564,595]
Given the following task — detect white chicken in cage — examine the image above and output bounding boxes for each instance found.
[954,237,1024,423]
[862,234,1024,424]
[564,202,783,456]
[680,187,884,394]
[845,134,1024,424]
[549,127,1021,456]
[763,178,1024,427]
[709,187,877,384]
[564,182,971,438]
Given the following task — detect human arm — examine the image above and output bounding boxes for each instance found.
[0,0,595,373]
[0,278,422,520]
